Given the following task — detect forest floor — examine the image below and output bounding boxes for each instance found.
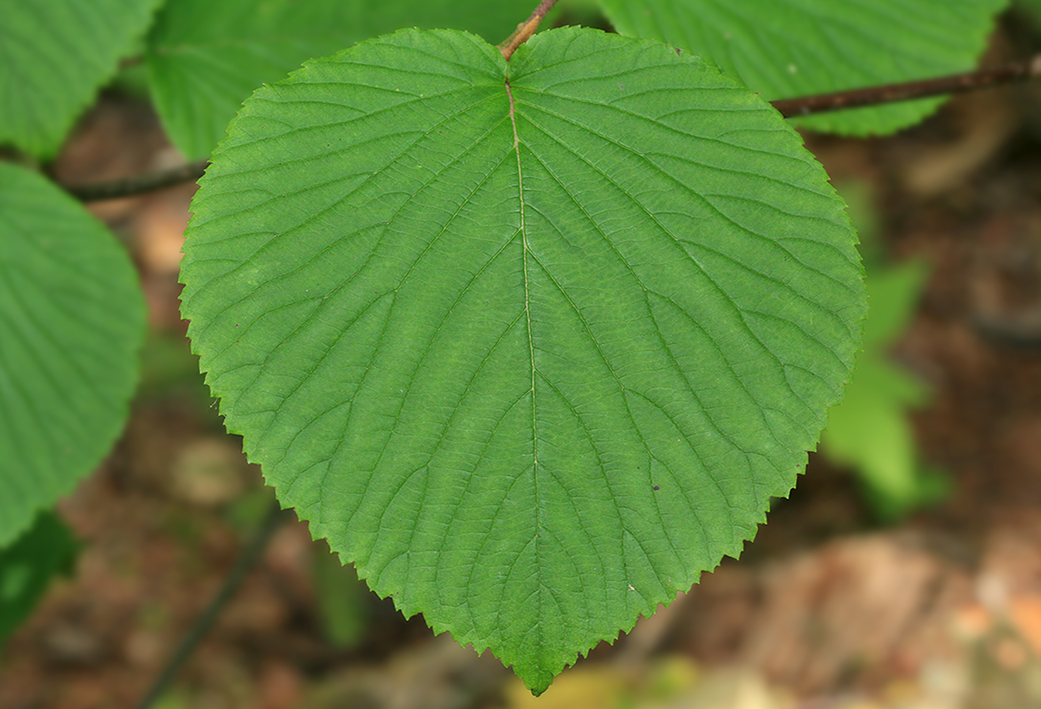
[6,24,1041,709]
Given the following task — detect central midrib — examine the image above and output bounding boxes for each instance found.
[505,77,545,658]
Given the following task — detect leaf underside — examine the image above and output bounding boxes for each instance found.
[600,0,1007,136]
[145,0,548,159]
[0,0,160,158]
[0,164,145,546]
[180,27,865,693]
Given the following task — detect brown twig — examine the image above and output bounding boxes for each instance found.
[64,158,208,202]
[499,0,560,62]
[61,54,1041,203]
[772,55,1041,118]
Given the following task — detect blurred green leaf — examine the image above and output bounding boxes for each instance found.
[821,258,944,520]
[0,512,78,642]
[145,0,549,159]
[225,485,278,533]
[0,0,162,158]
[137,330,212,410]
[600,0,1007,136]
[313,543,369,649]
[1017,0,1041,19]
[861,260,932,349]
[0,163,145,545]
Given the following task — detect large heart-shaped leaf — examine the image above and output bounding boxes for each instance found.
[0,0,161,158]
[0,163,145,546]
[145,0,550,159]
[180,27,865,692]
[600,0,1006,135]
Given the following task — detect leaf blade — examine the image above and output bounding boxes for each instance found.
[180,27,865,692]
[145,0,546,158]
[599,0,1007,135]
[0,0,161,157]
[0,512,78,642]
[0,164,145,545]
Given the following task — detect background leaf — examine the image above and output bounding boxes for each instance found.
[0,513,78,643]
[0,163,145,546]
[0,0,161,158]
[1019,0,1041,20]
[599,0,1007,136]
[313,541,370,648]
[820,259,945,520]
[145,0,549,159]
[180,27,865,692]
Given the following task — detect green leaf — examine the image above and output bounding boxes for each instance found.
[0,163,145,546]
[861,259,931,348]
[0,512,78,643]
[599,0,1007,136]
[820,259,938,519]
[0,0,161,158]
[820,356,932,518]
[180,27,865,692]
[145,0,546,159]
[1017,0,1041,20]
[314,541,370,648]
